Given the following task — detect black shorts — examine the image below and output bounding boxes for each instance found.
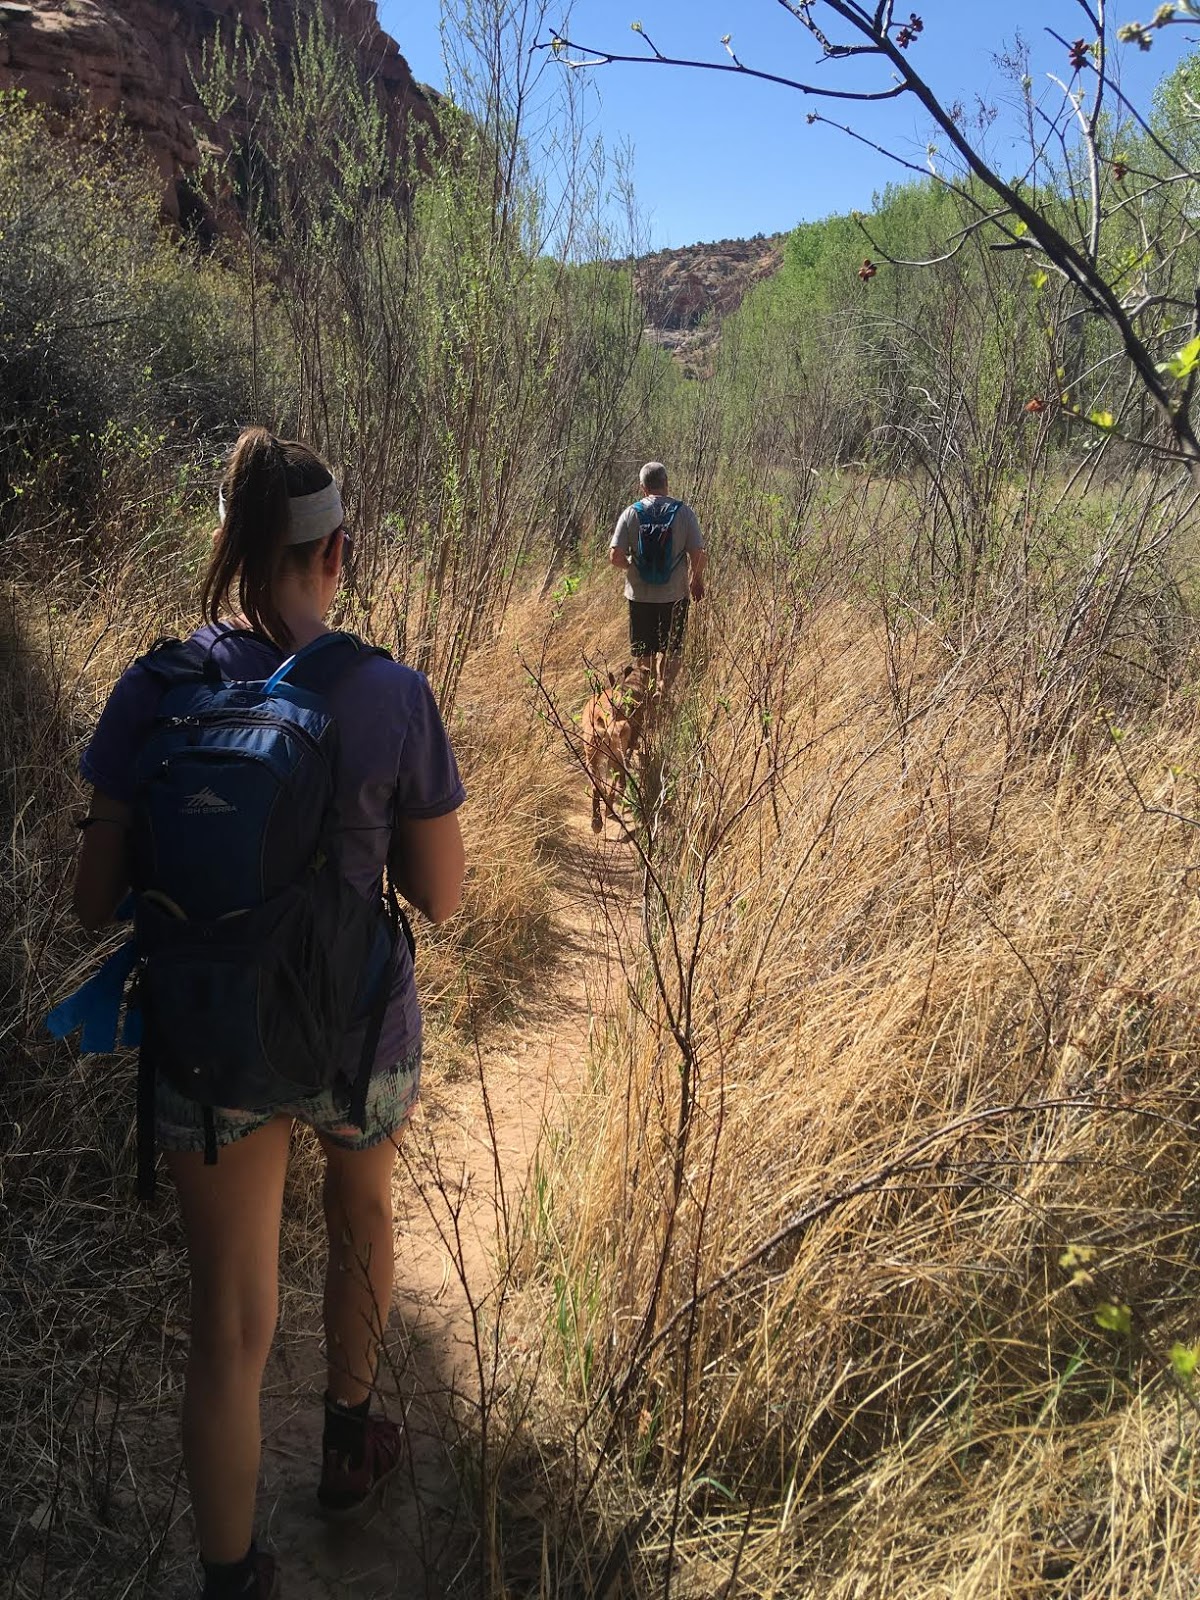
[629,598,689,658]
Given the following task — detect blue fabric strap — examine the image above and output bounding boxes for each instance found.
[634,497,680,522]
[264,631,352,694]
[46,937,141,1054]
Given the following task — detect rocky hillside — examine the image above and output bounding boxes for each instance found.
[0,0,435,221]
[636,233,784,374]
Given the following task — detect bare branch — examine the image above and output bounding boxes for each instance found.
[536,32,905,102]
[805,111,995,220]
[853,205,1016,270]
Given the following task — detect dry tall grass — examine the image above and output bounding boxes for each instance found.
[5,475,1200,1598]
[522,503,1200,1597]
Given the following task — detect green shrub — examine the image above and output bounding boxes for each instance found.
[0,91,252,557]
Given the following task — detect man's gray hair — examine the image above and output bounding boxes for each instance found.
[639,461,669,494]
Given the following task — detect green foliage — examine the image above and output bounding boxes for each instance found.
[2,4,643,705]
[553,1263,602,1399]
[663,48,1200,512]
[1157,333,1200,379]
[0,91,253,550]
[1094,1301,1133,1336]
[686,175,1050,494]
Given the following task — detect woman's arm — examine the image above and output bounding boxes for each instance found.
[73,790,132,931]
[388,811,465,925]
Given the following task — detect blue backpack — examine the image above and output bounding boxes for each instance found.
[51,629,408,1199]
[632,497,685,585]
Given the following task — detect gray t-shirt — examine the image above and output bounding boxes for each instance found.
[610,495,705,604]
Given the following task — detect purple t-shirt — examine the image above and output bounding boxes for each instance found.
[81,623,466,1074]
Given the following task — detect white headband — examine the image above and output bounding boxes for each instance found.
[218,479,344,545]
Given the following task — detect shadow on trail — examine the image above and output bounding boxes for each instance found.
[258,1297,468,1600]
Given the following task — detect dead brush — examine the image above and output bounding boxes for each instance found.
[417,643,570,1053]
[524,565,1200,1598]
[2,583,198,1597]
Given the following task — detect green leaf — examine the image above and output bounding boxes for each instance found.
[1095,1302,1132,1336]
[1031,270,1048,291]
[1013,220,1029,238]
[1157,333,1200,380]
[1169,1342,1199,1380]
[1089,409,1116,431]
[1060,1243,1097,1269]
[690,1474,737,1503]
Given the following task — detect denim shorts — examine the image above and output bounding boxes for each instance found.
[155,1046,422,1154]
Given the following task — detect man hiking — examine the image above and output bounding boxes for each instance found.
[609,461,707,693]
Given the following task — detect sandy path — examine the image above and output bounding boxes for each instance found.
[253,805,639,1599]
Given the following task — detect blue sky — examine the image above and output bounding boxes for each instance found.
[378,2,1196,249]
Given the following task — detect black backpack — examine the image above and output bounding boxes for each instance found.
[126,629,406,1196]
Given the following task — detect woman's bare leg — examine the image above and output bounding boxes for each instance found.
[319,1133,400,1405]
[166,1116,292,1563]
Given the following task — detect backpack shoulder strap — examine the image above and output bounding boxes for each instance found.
[134,636,214,688]
[634,497,680,527]
[276,631,392,697]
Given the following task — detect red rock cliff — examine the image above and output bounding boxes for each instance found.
[633,234,785,377]
[0,0,436,218]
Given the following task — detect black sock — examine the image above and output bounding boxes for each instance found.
[323,1392,370,1466]
[201,1542,258,1599]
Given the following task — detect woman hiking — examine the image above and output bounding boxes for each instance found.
[71,427,466,1599]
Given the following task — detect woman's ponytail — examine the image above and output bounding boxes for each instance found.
[201,427,331,647]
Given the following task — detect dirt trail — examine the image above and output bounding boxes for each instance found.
[255,804,639,1599]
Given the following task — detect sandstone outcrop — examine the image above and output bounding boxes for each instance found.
[635,234,785,376]
[0,0,436,220]
[637,235,784,331]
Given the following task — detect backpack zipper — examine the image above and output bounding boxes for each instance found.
[155,711,329,770]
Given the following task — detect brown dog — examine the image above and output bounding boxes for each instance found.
[581,665,652,833]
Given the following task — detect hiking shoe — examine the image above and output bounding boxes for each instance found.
[200,1549,279,1599]
[317,1413,403,1520]
[251,1553,280,1599]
